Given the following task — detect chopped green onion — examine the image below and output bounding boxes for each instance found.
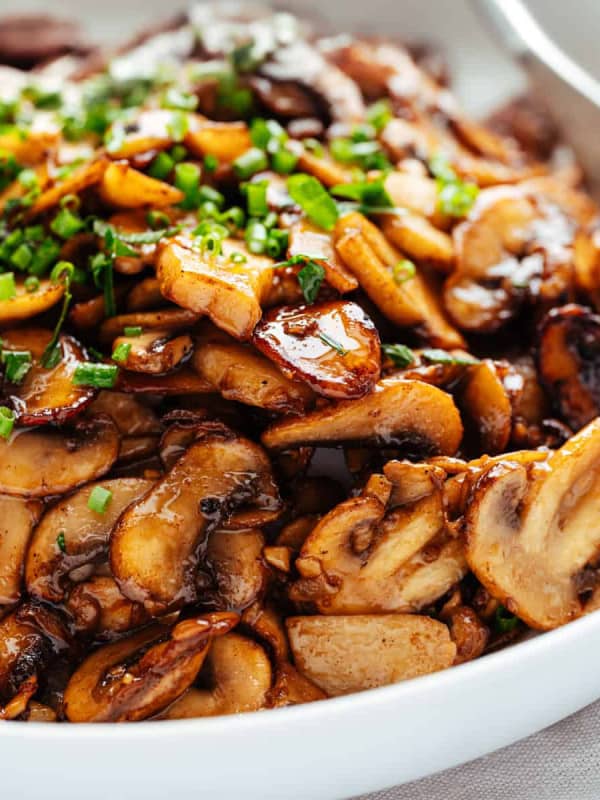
[170,145,188,163]
[382,343,416,368]
[56,531,66,553]
[421,349,479,366]
[495,605,519,633]
[302,138,324,157]
[366,99,393,133]
[233,147,269,180]
[428,153,457,183]
[167,112,190,142]
[24,276,39,293]
[230,251,247,264]
[203,154,218,172]
[0,406,15,440]
[174,162,201,210]
[147,210,170,230]
[2,350,32,383]
[50,207,84,239]
[330,138,389,170]
[245,220,268,254]
[124,326,142,337]
[331,176,392,209]
[250,118,286,150]
[297,261,325,304]
[245,180,268,217]
[28,238,61,277]
[0,272,16,300]
[198,185,225,209]
[162,88,198,111]
[87,485,113,514]
[392,259,416,285]
[265,228,288,258]
[219,206,245,231]
[40,262,75,368]
[438,181,479,217]
[10,243,32,271]
[73,362,118,389]
[318,330,348,356]
[148,151,175,180]
[287,174,339,231]
[271,147,298,174]
[112,342,132,364]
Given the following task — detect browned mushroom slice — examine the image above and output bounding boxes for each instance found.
[444,605,489,665]
[106,211,168,275]
[458,359,513,455]
[0,495,41,605]
[262,377,463,455]
[252,301,381,400]
[574,226,600,293]
[291,143,355,188]
[185,120,252,162]
[22,701,57,722]
[466,417,600,630]
[63,611,238,722]
[2,330,95,426]
[105,110,182,159]
[537,304,600,431]
[99,161,184,209]
[0,278,64,325]
[192,334,314,414]
[445,185,573,332]
[287,219,358,293]
[203,530,266,611]
[26,478,155,603]
[157,632,272,719]
[0,415,119,497]
[126,277,166,311]
[268,662,328,707]
[66,576,151,638]
[88,391,162,437]
[381,213,454,273]
[383,171,446,224]
[0,675,38,720]
[99,307,199,344]
[291,477,466,614]
[111,426,280,612]
[111,330,193,374]
[157,235,274,339]
[0,602,71,703]
[334,212,465,349]
[26,157,109,218]
[287,614,456,696]
[117,368,213,395]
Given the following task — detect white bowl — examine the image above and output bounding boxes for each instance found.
[2,2,600,798]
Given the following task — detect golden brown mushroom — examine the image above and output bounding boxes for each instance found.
[66,576,151,638]
[0,278,64,326]
[466,417,600,629]
[111,424,280,612]
[63,612,238,722]
[287,614,456,696]
[110,330,193,374]
[252,300,381,399]
[261,377,463,455]
[0,495,41,606]
[203,530,267,612]
[98,161,184,209]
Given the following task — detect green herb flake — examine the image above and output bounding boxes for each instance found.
[381,343,416,368]
[56,531,66,553]
[318,330,348,356]
[287,174,339,231]
[87,485,113,515]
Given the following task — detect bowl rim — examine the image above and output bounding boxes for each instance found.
[3,607,597,739]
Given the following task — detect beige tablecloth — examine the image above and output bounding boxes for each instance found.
[361,699,600,800]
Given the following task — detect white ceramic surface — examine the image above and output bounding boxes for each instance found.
[2,3,600,799]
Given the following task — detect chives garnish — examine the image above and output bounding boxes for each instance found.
[203,154,218,172]
[87,485,113,514]
[50,207,84,239]
[230,251,247,264]
[392,259,416,285]
[381,343,416,368]
[0,272,16,301]
[56,531,66,552]
[233,147,269,180]
[148,151,175,181]
[495,605,519,633]
[123,326,142,337]
[245,181,268,217]
[2,350,32,383]
[0,406,15,440]
[428,153,479,217]
[245,220,268,254]
[40,262,75,369]
[112,342,132,364]
[219,206,245,231]
[366,99,393,133]
[297,261,325,304]
[10,243,33,271]
[318,331,348,356]
[174,162,201,209]
[24,276,39,293]
[73,362,118,389]
[271,148,298,174]
[421,349,479,366]
[287,174,339,231]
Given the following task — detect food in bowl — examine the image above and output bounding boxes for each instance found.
[0,3,599,723]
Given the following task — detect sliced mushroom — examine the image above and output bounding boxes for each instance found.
[99,161,184,209]
[383,170,446,225]
[111,330,193,374]
[185,120,252,162]
[0,414,119,497]
[444,605,489,665]
[287,218,358,293]
[202,530,266,612]
[111,425,280,612]
[66,576,151,638]
[157,632,272,719]
[0,675,38,720]
[126,276,165,311]
[0,602,70,703]
[262,377,463,455]
[98,307,199,344]
[105,109,182,159]
[458,359,513,455]
[291,473,466,614]
[106,211,166,275]
[157,235,275,339]
[445,185,574,332]
[192,330,314,413]
[537,304,600,431]
[0,495,41,605]
[381,213,454,273]
[88,391,162,437]
[0,277,64,325]
[26,477,155,603]
[26,157,109,218]
[334,212,465,349]
[267,661,327,707]
[252,301,381,399]
[466,417,600,629]
[63,611,238,722]
[287,614,456,696]
[117,367,212,395]
[2,329,95,425]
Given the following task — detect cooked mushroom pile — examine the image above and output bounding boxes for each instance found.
[1,4,600,723]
